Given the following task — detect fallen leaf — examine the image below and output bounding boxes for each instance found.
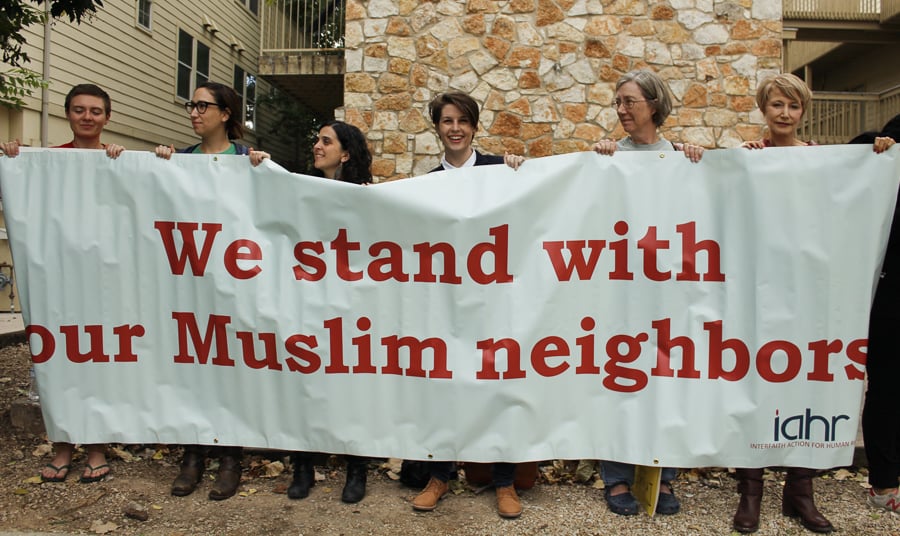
[152,450,164,460]
[263,461,284,478]
[151,504,163,510]
[89,520,118,534]
[833,468,853,481]
[0,376,11,383]
[13,488,28,495]
[23,476,42,484]
[109,447,134,463]
[32,443,52,457]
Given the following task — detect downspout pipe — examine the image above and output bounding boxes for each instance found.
[41,2,51,147]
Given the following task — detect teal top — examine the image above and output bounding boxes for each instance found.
[190,143,239,155]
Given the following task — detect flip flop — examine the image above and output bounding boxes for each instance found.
[79,463,110,484]
[40,463,71,483]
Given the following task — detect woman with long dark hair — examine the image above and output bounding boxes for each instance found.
[287,120,372,504]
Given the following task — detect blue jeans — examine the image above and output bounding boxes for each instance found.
[430,461,516,488]
[601,461,677,487]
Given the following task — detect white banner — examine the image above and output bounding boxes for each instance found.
[1,146,898,468]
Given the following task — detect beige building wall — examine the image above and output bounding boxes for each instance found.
[4,0,267,152]
[338,0,783,181]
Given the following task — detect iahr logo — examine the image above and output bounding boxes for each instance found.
[774,408,850,442]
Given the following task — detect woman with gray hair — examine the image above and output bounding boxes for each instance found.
[591,69,704,517]
[593,69,704,162]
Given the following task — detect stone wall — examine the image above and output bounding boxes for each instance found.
[340,0,782,181]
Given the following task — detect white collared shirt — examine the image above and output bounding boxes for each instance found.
[440,149,477,170]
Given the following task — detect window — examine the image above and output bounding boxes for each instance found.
[176,30,210,100]
[136,0,151,30]
[237,0,258,16]
[234,65,256,130]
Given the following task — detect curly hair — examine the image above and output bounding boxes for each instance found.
[320,120,372,184]
[616,70,673,127]
[197,81,245,140]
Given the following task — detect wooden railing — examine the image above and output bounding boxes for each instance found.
[800,85,900,144]
[260,0,345,54]
[783,0,881,21]
[882,0,900,21]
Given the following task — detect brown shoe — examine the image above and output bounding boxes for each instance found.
[412,477,449,511]
[171,450,205,497]
[208,455,242,501]
[496,485,522,519]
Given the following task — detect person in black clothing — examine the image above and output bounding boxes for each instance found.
[858,114,900,512]
[287,120,372,504]
[427,92,524,172]
[411,92,524,519]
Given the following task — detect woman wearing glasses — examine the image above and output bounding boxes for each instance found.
[590,69,703,518]
[155,82,267,502]
[593,69,704,162]
[155,81,269,166]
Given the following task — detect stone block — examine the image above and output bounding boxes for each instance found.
[10,398,45,436]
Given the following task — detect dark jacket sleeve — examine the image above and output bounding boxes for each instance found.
[474,151,504,166]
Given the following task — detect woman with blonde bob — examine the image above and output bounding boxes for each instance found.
[733,74,893,535]
[742,73,894,151]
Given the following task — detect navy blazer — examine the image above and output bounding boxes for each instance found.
[430,150,504,173]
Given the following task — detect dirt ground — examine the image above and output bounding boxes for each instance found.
[1,340,900,535]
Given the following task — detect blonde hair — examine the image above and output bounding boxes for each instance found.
[756,73,812,117]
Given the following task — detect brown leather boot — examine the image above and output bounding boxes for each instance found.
[171,448,205,497]
[733,468,764,533]
[208,454,242,501]
[782,468,834,533]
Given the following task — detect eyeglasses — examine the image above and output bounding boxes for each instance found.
[613,98,653,110]
[184,100,221,114]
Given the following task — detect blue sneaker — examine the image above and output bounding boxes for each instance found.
[605,483,639,516]
[656,482,681,515]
